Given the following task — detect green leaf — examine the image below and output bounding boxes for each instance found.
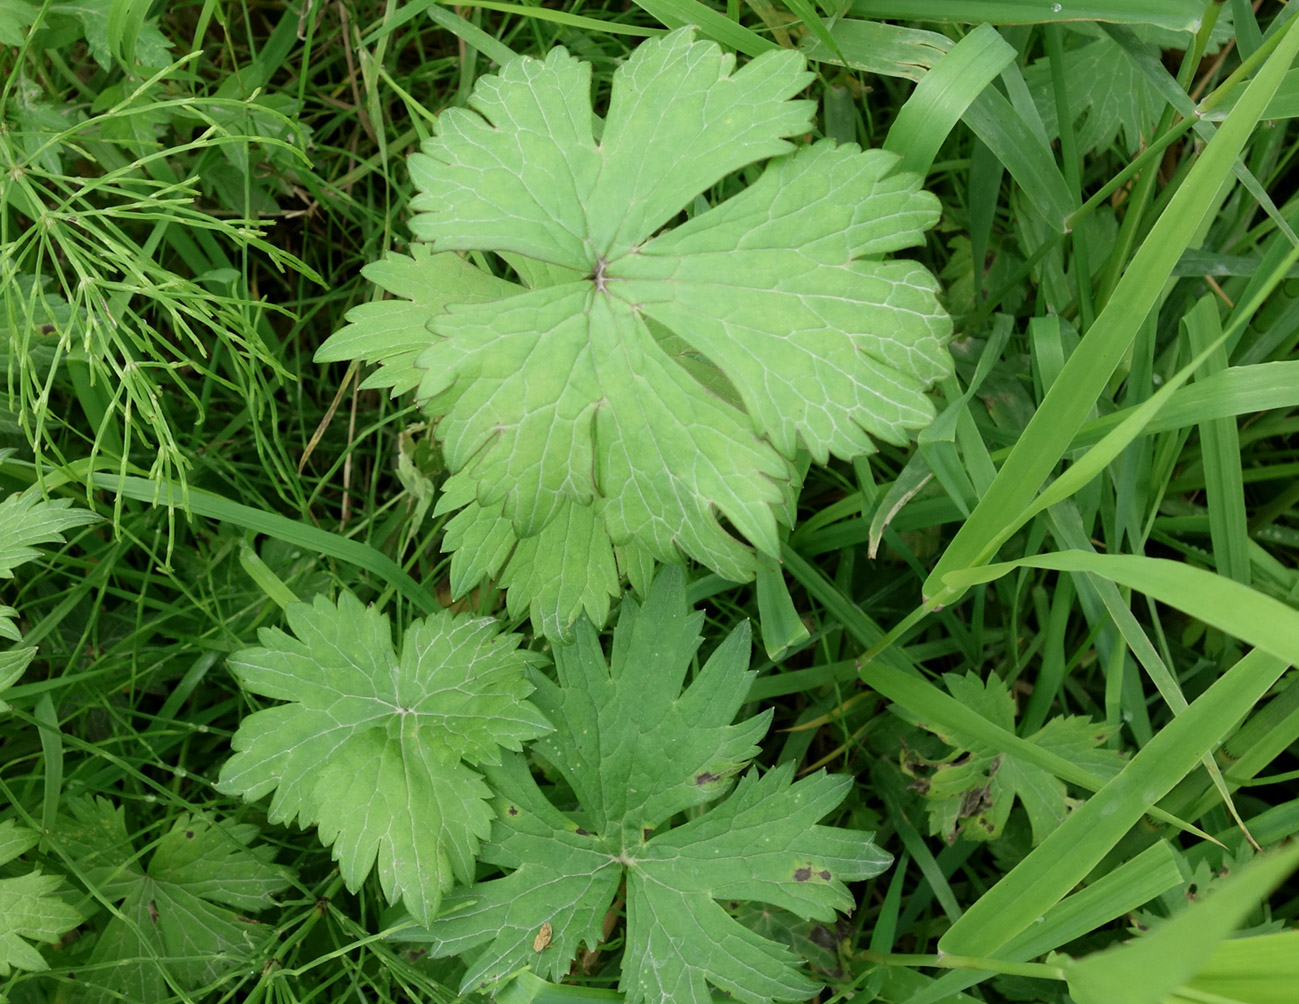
[0,490,99,580]
[1025,31,1165,156]
[0,489,97,705]
[0,820,80,978]
[316,246,521,396]
[402,568,891,1004]
[47,0,172,67]
[56,798,285,996]
[217,591,551,924]
[328,27,950,639]
[0,0,37,47]
[903,673,1126,845]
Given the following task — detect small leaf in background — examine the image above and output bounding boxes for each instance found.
[56,798,287,998]
[0,819,81,977]
[401,568,892,1004]
[0,0,38,45]
[47,0,172,68]
[217,591,551,924]
[1025,30,1164,156]
[901,672,1126,844]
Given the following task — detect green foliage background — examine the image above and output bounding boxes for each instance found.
[3,1,1299,1002]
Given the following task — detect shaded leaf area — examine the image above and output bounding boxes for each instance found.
[1024,29,1165,156]
[399,568,891,1004]
[217,592,550,924]
[57,798,288,999]
[901,672,1127,844]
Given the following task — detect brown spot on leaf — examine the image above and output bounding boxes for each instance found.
[185,830,194,839]
[576,827,590,836]
[643,827,653,841]
[695,771,720,785]
[818,870,831,881]
[794,867,812,882]
[507,806,519,817]
[533,921,553,952]
[147,900,159,925]
[39,324,55,334]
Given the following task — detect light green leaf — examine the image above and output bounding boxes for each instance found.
[217,591,551,924]
[316,246,520,396]
[328,28,950,639]
[0,818,80,977]
[48,0,172,67]
[401,568,891,1004]
[56,798,285,996]
[0,646,36,711]
[0,0,38,48]
[0,490,97,706]
[0,872,81,977]
[0,490,99,580]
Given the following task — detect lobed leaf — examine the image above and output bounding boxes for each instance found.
[318,28,951,640]
[401,568,891,1003]
[217,591,550,924]
[56,798,285,996]
[0,820,81,978]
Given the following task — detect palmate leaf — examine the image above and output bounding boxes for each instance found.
[399,568,892,1004]
[1025,29,1164,157]
[0,820,81,977]
[903,672,1127,845]
[316,28,951,641]
[217,592,551,924]
[56,798,286,998]
[0,486,98,708]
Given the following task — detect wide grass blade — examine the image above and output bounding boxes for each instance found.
[884,23,1016,177]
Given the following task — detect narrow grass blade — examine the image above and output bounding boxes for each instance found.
[88,472,438,613]
[961,86,1074,231]
[1186,297,1251,585]
[800,19,951,82]
[631,0,776,54]
[424,3,518,66]
[1065,360,1299,449]
[946,552,1299,668]
[905,842,1183,1004]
